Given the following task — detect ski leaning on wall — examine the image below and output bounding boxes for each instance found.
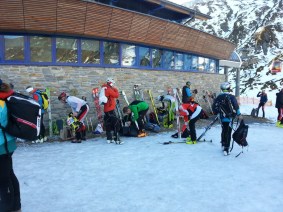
[92,87,104,134]
[147,89,160,126]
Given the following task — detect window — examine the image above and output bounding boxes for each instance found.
[56,38,77,63]
[4,35,24,61]
[152,48,162,68]
[184,54,192,70]
[103,41,119,65]
[209,59,216,73]
[175,53,184,70]
[30,36,52,62]
[122,44,136,66]
[163,51,174,70]
[138,47,150,67]
[191,56,198,70]
[198,57,208,71]
[81,39,100,64]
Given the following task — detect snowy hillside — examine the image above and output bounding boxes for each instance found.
[173,0,283,102]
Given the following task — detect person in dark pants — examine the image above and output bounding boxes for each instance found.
[275,88,283,127]
[182,81,192,103]
[123,100,149,137]
[58,92,89,143]
[256,90,268,118]
[179,101,202,144]
[0,79,21,212]
[101,78,122,144]
[212,82,242,156]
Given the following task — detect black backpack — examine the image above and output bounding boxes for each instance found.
[0,92,41,143]
[213,94,237,118]
[231,119,249,156]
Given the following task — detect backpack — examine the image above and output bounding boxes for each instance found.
[232,119,249,150]
[40,91,49,110]
[99,87,108,105]
[213,94,237,118]
[0,92,41,141]
[67,113,83,132]
[251,108,258,117]
[148,112,159,124]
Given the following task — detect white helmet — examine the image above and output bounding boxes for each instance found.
[220,82,231,91]
[106,78,115,85]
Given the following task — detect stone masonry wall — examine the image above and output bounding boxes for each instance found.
[0,65,225,134]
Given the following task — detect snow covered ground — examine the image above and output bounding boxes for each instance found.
[13,104,283,212]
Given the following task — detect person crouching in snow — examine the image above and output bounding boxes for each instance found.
[179,100,203,144]
[123,100,149,137]
[58,92,89,143]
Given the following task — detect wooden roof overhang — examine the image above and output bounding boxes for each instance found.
[0,0,235,60]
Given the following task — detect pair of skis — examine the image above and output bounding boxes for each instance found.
[161,116,219,145]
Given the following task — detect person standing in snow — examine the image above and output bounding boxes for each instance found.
[26,86,47,143]
[123,100,149,137]
[212,82,242,156]
[256,90,268,118]
[0,79,21,212]
[275,88,283,127]
[58,92,89,143]
[101,78,122,144]
[179,101,203,144]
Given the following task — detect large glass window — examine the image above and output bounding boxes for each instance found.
[191,56,198,70]
[81,39,100,64]
[138,47,150,67]
[122,44,136,66]
[30,36,52,62]
[175,53,184,70]
[152,49,162,68]
[4,35,24,61]
[163,50,174,70]
[56,38,77,63]
[209,59,216,73]
[103,41,119,65]
[184,54,192,70]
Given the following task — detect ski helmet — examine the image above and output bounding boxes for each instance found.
[26,86,34,93]
[106,78,115,85]
[157,95,164,101]
[186,81,191,86]
[58,92,67,100]
[220,82,231,91]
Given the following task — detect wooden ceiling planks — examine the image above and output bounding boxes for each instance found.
[0,0,235,60]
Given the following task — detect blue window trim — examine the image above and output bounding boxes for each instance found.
[0,33,220,74]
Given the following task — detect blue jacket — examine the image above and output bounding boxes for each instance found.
[0,99,17,155]
[257,92,268,104]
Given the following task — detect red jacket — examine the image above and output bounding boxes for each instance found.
[102,83,119,112]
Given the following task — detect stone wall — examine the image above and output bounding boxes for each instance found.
[0,65,225,133]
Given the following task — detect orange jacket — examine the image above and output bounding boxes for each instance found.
[102,83,119,112]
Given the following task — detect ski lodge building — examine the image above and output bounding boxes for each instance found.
[0,0,236,123]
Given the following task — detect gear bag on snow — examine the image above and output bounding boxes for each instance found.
[251,108,258,117]
[232,119,249,147]
[213,94,237,118]
[0,92,41,141]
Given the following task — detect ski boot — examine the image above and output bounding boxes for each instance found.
[186,137,196,144]
[138,130,147,137]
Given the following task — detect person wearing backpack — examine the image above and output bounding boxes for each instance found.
[212,82,242,156]
[182,81,193,103]
[58,92,89,143]
[275,88,283,127]
[0,79,22,212]
[26,86,48,143]
[101,78,122,144]
[256,89,268,118]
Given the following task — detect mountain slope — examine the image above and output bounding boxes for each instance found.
[182,0,283,97]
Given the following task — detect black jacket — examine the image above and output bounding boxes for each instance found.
[275,92,283,108]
